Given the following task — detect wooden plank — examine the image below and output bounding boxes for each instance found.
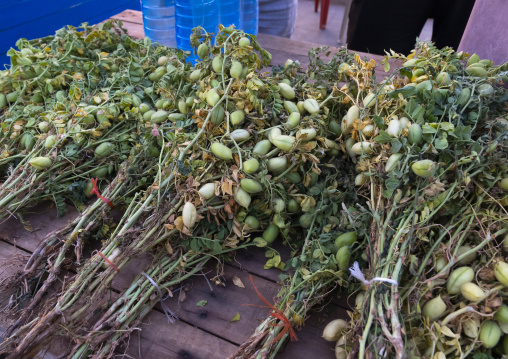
[231,242,290,283]
[0,241,70,359]
[159,264,282,344]
[277,305,347,359]
[458,0,508,65]
[0,202,79,251]
[0,238,238,359]
[155,265,347,358]
[0,202,348,307]
[0,208,348,359]
[123,307,237,359]
[0,240,30,288]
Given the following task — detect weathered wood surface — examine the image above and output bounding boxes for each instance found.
[110,10,389,79]
[0,202,347,358]
[458,0,508,66]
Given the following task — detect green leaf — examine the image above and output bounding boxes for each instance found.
[53,194,67,218]
[313,249,323,259]
[391,139,402,153]
[434,136,448,150]
[411,105,425,124]
[422,124,438,134]
[196,300,208,307]
[387,85,417,99]
[399,67,412,78]
[231,313,241,322]
[212,241,222,253]
[374,130,392,144]
[372,115,386,130]
[440,122,454,132]
[190,239,201,253]
[272,213,285,228]
[383,177,400,198]
[385,178,399,192]
[454,125,471,140]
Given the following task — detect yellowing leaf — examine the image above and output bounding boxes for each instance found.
[301,196,316,212]
[231,313,241,322]
[439,325,459,338]
[165,241,174,255]
[253,237,267,247]
[384,60,390,73]
[179,290,186,302]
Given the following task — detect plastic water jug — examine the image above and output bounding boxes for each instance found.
[175,0,219,52]
[141,0,177,47]
[240,0,258,35]
[218,0,240,28]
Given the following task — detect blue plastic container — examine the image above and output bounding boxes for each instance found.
[141,0,177,47]
[240,0,258,35]
[218,0,240,28]
[175,0,219,52]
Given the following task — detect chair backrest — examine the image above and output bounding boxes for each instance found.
[458,0,508,65]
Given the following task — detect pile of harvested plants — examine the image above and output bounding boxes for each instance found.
[1,20,508,359]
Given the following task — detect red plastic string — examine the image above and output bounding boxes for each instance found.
[90,178,114,209]
[244,275,298,346]
[98,252,120,273]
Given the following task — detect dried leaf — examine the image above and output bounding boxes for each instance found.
[231,313,241,322]
[224,236,239,248]
[439,325,459,338]
[174,216,184,231]
[232,222,243,237]
[165,241,173,256]
[233,276,245,288]
[221,177,234,195]
[164,223,175,231]
[231,166,240,183]
[179,290,186,302]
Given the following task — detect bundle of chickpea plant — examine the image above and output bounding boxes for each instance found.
[0,24,353,358]
[0,21,183,222]
[320,42,508,359]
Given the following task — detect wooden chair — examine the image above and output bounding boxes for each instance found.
[314,0,353,44]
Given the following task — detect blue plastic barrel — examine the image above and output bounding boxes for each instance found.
[240,0,258,35]
[218,0,240,28]
[141,0,177,47]
[175,0,219,52]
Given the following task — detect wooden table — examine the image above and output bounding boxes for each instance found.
[0,11,388,359]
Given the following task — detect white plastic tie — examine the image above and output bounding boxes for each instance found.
[141,271,178,324]
[349,261,398,286]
